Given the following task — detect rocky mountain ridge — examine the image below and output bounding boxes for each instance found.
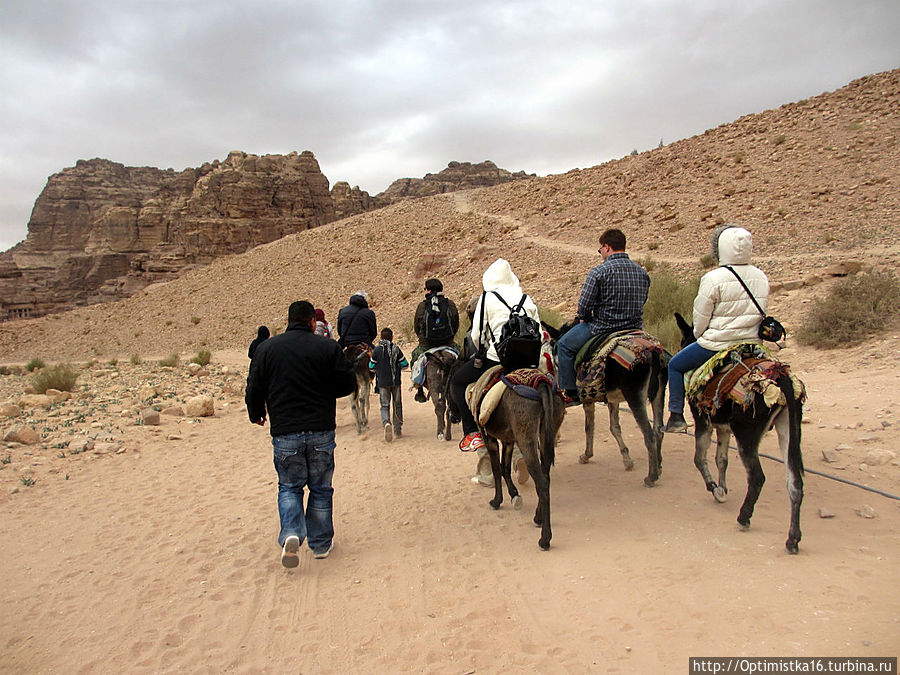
[0,68,898,363]
[0,154,530,319]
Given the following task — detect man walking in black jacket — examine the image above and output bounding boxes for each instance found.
[246,300,357,569]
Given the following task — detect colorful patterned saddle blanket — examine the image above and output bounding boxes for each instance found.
[466,367,556,426]
[575,330,665,404]
[686,343,806,415]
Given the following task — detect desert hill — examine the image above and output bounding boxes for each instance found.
[1,68,899,363]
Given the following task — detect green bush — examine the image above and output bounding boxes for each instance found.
[30,363,79,393]
[25,358,46,372]
[159,353,179,368]
[699,253,716,269]
[190,350,212,366]
[644,266,700,353]
[130,353,142,365]
[797,269,900,348]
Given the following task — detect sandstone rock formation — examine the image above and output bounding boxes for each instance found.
[0,153,532,319]
[376,161,534,206]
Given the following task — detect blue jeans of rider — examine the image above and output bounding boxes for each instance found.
[272,430,336,555]
[556,321,596,392]
[667,341,718,415]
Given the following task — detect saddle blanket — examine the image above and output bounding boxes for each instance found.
[466,367,555,427]
[686,343,806,414]
[575,330,664,404]
[410,346,458,386]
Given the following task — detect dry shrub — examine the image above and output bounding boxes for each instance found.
[30,364,79,393]
[644,267,700,353]
[797,269,900,348]
[191,350,212,366]
[25,358,46,372]
[159,353,179,367]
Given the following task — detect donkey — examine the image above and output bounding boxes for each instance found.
[481,378,566,550]
[422,349,459,441]
[674,313,804,554]
[343,344,372,434]
[543,321,667,487]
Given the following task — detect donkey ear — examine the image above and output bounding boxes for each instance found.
[674,312,692,335]
[540,320,560,341]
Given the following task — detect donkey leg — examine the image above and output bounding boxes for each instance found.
[623,386,658,486]
[485,437,504,510]
[733,432,766,531]
[713,426,731,502]
[774,409,803,554]
[531,464,552,550]
[433,396,446,441]
[350,395,362,434]
[578,402,598,464]
[692,415,720,497]
[501,441,522,510]
[606,402,634,471]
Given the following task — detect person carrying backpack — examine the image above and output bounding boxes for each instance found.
[449,258,541,453]
[369,327,409,442]
[411,278,459,403]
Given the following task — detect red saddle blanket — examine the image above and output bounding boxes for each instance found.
[694,358,797,415]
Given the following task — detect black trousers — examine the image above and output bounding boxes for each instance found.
[450,356,499,435]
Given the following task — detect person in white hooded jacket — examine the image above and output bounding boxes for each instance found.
[450,258,541,452]
[664,224,769,432]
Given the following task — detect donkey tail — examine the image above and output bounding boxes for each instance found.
[538,380,556,470]
[778,375,804,477]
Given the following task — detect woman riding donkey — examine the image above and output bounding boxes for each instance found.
[664,224,769,433]
[450,258,541,453]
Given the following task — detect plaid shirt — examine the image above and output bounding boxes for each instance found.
[577,253,650,335]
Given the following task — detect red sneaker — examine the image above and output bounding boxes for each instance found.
[459,432,486,452]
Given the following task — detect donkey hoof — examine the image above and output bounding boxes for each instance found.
[623,459,635,471]
[713,486,727,503]
[436,433,444,441]
[538,539,551,551]
[511,495,523,511]
[489,499,501,510]
[785,539,800,555]
[737,519,751,532]
[578,454,590,464]
[643,477,657,488]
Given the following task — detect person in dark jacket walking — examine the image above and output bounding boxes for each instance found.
[246,300,357,569]
[248,325,270,359]
[336,291,377,348]
[369,327,409,442]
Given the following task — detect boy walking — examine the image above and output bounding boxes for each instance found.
[370,328,408,441]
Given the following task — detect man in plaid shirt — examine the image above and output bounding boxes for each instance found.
[557,228,650,405]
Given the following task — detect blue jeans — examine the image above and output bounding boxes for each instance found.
[667,342,717,414]
[556,322,596,392]
[379,384,403,431]
[272,430,336,553]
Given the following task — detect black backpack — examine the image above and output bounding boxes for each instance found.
[424,295,454,342]
[482,291,542,371]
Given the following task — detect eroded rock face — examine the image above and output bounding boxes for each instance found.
[376,161,534,206]
[1,154,532,319]
[0,151,346,317]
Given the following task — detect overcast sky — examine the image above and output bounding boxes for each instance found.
[1,0,898,252]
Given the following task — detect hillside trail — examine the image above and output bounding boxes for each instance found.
[450,191,900,269]
[1,348,898,672]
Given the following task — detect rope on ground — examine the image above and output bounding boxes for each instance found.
[756,451,900,501]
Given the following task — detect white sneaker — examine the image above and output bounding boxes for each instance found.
[281,535,300,568]
[383,423,393,442]
[313,541,334,559]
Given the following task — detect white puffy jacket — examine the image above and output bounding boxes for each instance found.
[471,258,541,362]
[693,227,769,351]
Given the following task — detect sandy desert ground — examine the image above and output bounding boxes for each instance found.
[1,339,898,673]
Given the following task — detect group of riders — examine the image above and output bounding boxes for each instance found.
[263,224,771,454]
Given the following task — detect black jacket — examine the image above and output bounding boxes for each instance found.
[245,322,357,436]
[248,325,270,359]
[337,295,377,347]
[414,292,460,349]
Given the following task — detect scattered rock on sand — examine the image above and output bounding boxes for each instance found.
[821,449,839,463]
[161,405,185,417]
[185,395,214,417]
[857,505,877,519]
[141,408,161,426]
[0,403,21,418]
[18,394,53,409]
[3,426,40,445]
[818,508,836,518]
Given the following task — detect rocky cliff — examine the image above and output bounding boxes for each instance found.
[376,161,534,205]
[0,153,531,319]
